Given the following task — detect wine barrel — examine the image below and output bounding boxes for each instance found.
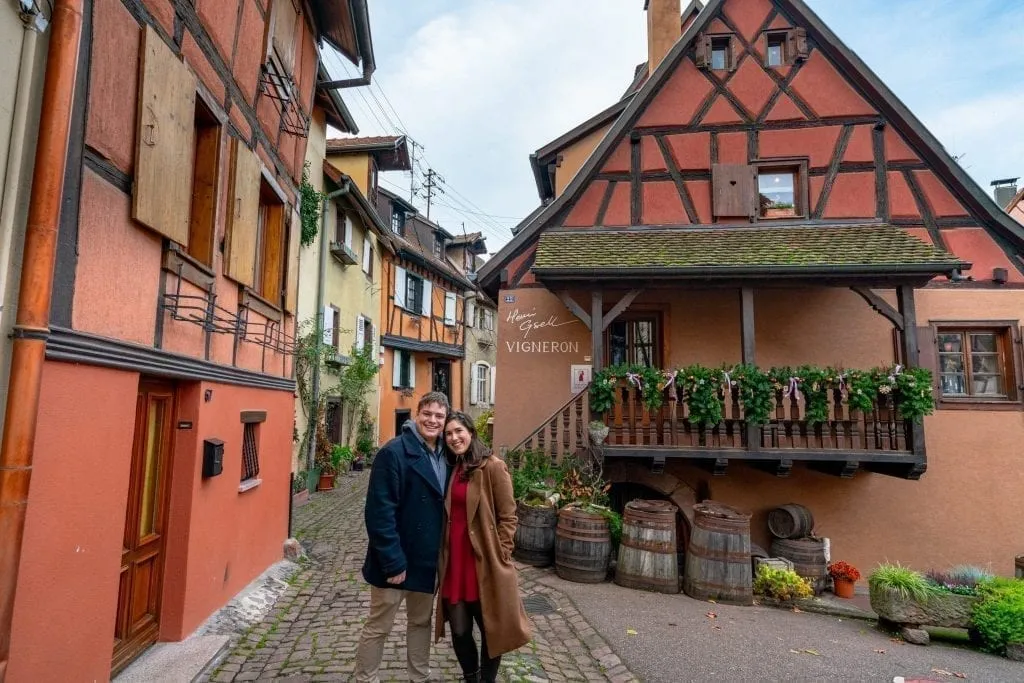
[767,504,815,539]
[614,500,680,594]
[1015,555,1023,579]
[555,506,611,584]
[683,501,753,605]
[513,501,557,567]
[770,537,828,594]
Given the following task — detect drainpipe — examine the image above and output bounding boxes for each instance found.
[306,181,351,473]
[0,1,84,679]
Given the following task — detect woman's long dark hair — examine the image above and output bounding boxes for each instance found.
[445,412,490,480]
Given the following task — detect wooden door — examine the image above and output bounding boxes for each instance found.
[112,380,175,676]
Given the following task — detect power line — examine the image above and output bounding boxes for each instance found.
[422,169,444,220]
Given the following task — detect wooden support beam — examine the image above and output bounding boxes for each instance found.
[601,289,643,331]
[897,285,926,462]
[740,287,759,451]
[591,290,604,371]
[556,291,591,330]
[851,286,904,330]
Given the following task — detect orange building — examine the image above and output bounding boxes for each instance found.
[0,0,373,679]
[479,0,1024,577]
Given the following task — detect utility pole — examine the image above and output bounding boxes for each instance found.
[408,138,422,202]
[423,168,444,219]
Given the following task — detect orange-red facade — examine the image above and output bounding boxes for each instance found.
[6,0,337,678]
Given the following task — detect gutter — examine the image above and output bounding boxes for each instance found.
[532,263,969,280]
[320,0,376,89]
[306,179,352,473]
[0,1,84,678]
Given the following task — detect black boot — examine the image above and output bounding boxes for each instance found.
[463,672,480,682]
[480,657,501,683]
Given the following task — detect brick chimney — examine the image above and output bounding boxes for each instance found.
[646,0,682,76]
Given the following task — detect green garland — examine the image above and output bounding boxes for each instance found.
[590,362,935,426]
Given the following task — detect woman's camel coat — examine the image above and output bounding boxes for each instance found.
[434,455,532,658]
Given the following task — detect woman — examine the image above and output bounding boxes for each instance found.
[434,412,531,682]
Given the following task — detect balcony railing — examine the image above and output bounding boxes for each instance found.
[601,380,912,454]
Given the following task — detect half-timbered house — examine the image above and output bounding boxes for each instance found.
[479,0,1024,576]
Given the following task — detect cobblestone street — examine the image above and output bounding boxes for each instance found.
[204,472,638,682]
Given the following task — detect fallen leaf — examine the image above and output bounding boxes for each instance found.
[707,599,717,604]
[890,637,905,644]
[932,669,954,677]
[705,612,717,619]
[626,629,638,636]
[954,674,967,680]
[789,649,821,656]
[712,625,722,630]
[667,622,677,627]
[792,606,803,613]
[873,649,886,654]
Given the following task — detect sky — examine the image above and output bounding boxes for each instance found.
[321,0,1024,254]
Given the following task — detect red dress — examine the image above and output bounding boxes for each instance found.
[442,468,479,603]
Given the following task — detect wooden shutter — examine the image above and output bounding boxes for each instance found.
[489,365,496,404]
[225,138,261,287]
[284,207,300,312]
[695,34,712,69]
[466,298,476,328]
[133,25,196,245]
[421,280,433,318]
[712,164,756,219]
[392,349,402,387]
[470,363,480,405]
[356,315,366,351]
[787,28,809,62]
[362,236,371,273]
[728,37,739,72]
[394,266,407,309]
[1014,326,1024,400]
[444,292,457,326]
[322,305,335,345]
[270,0,298,75]
[344,213,353,248]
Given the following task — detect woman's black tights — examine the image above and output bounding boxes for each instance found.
[444,600,501,682]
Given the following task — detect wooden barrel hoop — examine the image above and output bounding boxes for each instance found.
[683,501,753,606]
[555,507,611,584]
[770,537,828,594]
[614,499,680,594]
[513,502,557,567]
[767,504,815,540]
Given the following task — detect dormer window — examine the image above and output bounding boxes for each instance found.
[766,33,786,67]
[391,207,406,235]
[433,233,445,259]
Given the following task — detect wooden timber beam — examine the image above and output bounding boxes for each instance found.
[851,286,905,330]
[591,290,603,371]
[897,285,927,465]
[740,287,760,452]
[556,291,591,329]
[601,289,643,331]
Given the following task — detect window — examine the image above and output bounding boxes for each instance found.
[758,167,799,218]
[254,180,286,303]
[406,274,424,313]
[241,423,260,482]
[936,326,1019,401]
[392,349,415,389]
[477,307,495,332]
[395,266,431,316]
[330,306,340,348]
[606,314,661,367]
[711,37,731,70]
[267,0,298,75]
[356,315,373,353]
[336,210,353,247]
[434,233,445,259]
[187,99,220,266]
[391,208,406,235]
[766,33,786,67]
[472,362,492,405]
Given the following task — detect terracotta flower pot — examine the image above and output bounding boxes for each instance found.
[833,578,856,599]
[317,472,335,491]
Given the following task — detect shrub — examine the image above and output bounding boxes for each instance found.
[971,578,1024,655]
[869,563,939,603]
[475,409,494,447]
[754,566,814,601]
[508,449,562,503]
[926,565,994,596]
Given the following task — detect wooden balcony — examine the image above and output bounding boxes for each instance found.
[599,380,925,479]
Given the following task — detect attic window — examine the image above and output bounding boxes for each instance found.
[434,233,445,259]
[711,38,731,70]
[391,207,406,235]
[766,33,786,67]
[758,167,800,219]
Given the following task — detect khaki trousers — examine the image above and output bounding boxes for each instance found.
[354,585,435,683]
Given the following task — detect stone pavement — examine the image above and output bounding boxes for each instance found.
[203,471,638,682]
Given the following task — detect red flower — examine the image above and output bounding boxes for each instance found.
[828,561,861,582]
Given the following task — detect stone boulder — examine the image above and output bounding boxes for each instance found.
[900,627,930,646]
[1007,642,1024,662]
[869,585,978,628]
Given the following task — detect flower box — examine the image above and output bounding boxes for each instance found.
[869,585,980,628]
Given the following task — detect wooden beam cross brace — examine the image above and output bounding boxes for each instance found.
[556,291,591,329]
[851,286,905,331]
[601,289,644,331]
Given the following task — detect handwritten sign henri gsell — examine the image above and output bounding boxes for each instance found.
[504,307,580,354]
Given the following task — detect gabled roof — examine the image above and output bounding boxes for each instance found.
[326,135,412,171]
[480,0,1024,291]
[313,0,375,78]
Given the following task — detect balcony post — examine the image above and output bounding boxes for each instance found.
[591,290,604,371]
[896,285,925,459]
[740,287,760,451]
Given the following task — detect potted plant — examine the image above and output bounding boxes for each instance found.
[869,563,982,632]
[332,444,353,477]
[828,561,861,599]
[292,471,310,506]
[354,434,374,472]
[588,420,609,446]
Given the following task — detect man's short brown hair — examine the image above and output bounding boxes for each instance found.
[417,391,450,414]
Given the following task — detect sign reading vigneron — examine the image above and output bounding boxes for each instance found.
[504,307,580,354]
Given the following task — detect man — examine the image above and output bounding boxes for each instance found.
[355,391,451,683]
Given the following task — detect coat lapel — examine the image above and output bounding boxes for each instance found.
[402,430,443,496]
[465,459,486,526]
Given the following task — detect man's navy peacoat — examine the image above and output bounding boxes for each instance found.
[362,426,449,594]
